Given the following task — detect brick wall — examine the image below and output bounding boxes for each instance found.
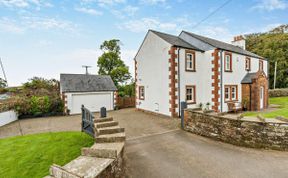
[168,46,179,117]
[184,109,288,151]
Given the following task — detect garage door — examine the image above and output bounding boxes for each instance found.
[71,92,113,114]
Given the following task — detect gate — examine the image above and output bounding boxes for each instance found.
[81,105,95,137]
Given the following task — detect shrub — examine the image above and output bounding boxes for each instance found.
[269,88,288,97]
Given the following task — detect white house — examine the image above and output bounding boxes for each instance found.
[135,30,269,117]
[60,74,117,114]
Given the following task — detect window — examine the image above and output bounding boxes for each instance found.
[224,52,232,72]
[185,50,196,71]
[245,57,251,71]
[224,85,238,102]
[139,86,145,100]
[186,85,196,104]
[259,60,263,71]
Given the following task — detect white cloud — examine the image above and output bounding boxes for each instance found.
[75,7,103,15]
[0,0,52,8]
[111,5,138,18]
[140,0,166,5]
[118,17,194,33]
[0,16,76,34]
[252,0,288,11]
[0,17,24,33]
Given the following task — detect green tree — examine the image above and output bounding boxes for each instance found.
[0,78,7,88]
[245,24,288,88]
[97,39,131,87]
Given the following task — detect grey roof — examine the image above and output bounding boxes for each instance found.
[241,72,257,84]
[182,31,264,59]
[151,30,203,51]
[60,74,117,92]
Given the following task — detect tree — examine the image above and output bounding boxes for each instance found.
[245,24,288,88]
[0,78,7,88]
[97,39,131,87]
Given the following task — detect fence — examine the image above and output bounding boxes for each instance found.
[116,97,135,109]
[81,105,95,137]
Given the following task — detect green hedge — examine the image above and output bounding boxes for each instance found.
[269,88,288,97]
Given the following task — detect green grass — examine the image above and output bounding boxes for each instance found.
[0,131,94,178]
[243,96,288,118]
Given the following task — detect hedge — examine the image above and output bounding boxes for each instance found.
[269,88,288,97]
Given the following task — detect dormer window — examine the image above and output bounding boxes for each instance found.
[224,52,232,72]
[245,57,251,71]
[185,50,196,71]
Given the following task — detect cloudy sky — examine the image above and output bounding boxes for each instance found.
[0,0,287,86]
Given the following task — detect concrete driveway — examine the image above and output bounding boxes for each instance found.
[0,108,288,178]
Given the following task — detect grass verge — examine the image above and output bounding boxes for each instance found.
[243,96,288,118]
[0,131,94,178]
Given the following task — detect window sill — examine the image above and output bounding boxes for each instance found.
[186,69,196,72]
[224,70,233,73]
[224,99,238,103]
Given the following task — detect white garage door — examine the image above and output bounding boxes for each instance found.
[71,92,113,114]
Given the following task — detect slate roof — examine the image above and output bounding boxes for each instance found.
[241,72,258,84]
[182,31,264,59]
[60,74,117,92]
[151,30,203,51]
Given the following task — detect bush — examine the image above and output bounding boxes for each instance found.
[269,88,288,97]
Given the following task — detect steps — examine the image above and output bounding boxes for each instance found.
[45,116,125,178]
[95,121,118,128]
[96,126,125,135]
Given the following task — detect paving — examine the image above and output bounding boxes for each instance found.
[1,108,288,178]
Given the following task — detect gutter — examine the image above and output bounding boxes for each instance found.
[177,47,181,117]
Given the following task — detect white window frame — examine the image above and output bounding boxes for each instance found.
[185,52,195,71]
[225,55,231,71]
[186,86,196,104]
[139,86,145,100]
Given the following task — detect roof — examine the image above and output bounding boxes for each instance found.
[182,31,264,59]
[241,72,257,84]
[150,30,203,51]
[60,74,117,92]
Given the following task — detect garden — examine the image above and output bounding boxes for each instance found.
[0,132,94,178]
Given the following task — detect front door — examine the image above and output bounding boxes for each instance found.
[260,86,264,109]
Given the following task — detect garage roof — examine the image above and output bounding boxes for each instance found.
[60,74,117,92]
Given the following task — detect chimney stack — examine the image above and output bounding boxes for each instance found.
[231,35,246,50]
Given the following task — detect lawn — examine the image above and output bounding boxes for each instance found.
[0,131,94,178]
[243,96,288,118]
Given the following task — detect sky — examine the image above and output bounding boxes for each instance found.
[0,0,287,86]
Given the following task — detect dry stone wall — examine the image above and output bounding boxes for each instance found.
[184,109,288,151]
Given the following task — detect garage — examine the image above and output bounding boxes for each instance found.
[60,74,117,114]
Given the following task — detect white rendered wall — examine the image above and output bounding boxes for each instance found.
[0,110,18,127]
[220,52,268,112]
[135,31,171,116]
[179,49,214,111]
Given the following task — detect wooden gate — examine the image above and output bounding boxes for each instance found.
[117,97,135,109]
[81,105,94,137]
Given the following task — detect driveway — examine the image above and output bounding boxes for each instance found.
[0,108,288,178]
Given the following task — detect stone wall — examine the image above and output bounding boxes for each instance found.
[184,109,288,151]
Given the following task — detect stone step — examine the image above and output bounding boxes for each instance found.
[95,132,125,143]
[82,142,124,158]
[50,156,113,178]
[96,126,125,135]
[94,117,113,123]
[95,121,118,128]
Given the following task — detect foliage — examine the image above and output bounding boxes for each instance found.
[243,96,288,118]
[0,77,64,117]
[245,24,288,88]
[0,78,7,88]
[97,39,131,87]
[118,82,135,97]
[23,77,58,90]
[0,132,94,178]
[269,88,288,97]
